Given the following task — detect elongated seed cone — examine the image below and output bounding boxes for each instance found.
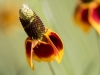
[19,4,45,40]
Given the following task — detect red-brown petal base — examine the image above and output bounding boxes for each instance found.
[25,28,64,70]
[33,41,56,62]
[74,3,91,32]
[25,37,38,70]
[33,28,64,63]
[44,29,64,63]
[89,2,100,34]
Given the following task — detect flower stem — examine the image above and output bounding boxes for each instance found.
[96,31,100,75]
[48,63,56,75]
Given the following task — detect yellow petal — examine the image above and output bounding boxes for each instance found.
[88,2,100,34]
[33,53,42,62]
[44,28,64,63]
[33,40,55,62]
[25,37,38,70]
[74,3,91,32]
[25,38,34,70]
[41,55,55,62]
[55,49,64,63]
[26,48,34,70]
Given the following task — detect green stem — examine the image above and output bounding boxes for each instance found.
[48,63,56,75]
[96,31,100,75]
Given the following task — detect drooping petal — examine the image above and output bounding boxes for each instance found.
[89,2,100,34]
[44,29,64,63]
[33,41,56,62]
[25,37,38,70]
[49,32,63,63]
[74,3,91,32]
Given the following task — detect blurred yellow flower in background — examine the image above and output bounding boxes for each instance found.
[74,2,91,32]
[0,1,21,34]
[89,0,100,34]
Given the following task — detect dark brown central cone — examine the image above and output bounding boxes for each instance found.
[20,12,45,40]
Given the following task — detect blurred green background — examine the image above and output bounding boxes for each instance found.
[0,0,99,75]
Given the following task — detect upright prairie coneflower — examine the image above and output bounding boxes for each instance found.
[19,4,64,70]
